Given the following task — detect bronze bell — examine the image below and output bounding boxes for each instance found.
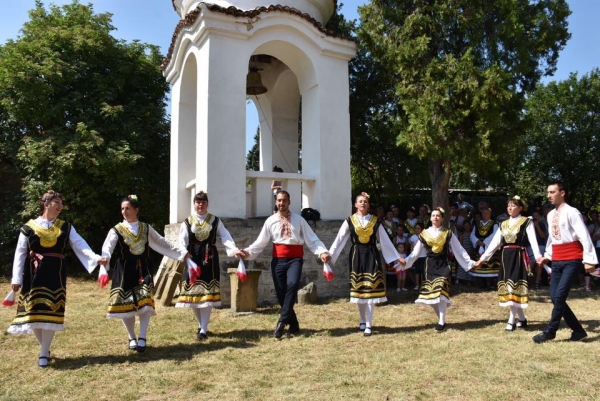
[246,68,267,95]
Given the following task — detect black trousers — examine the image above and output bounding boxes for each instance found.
[271,257,302,326]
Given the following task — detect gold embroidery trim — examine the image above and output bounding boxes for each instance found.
[115,222,148,255]
[190,214,214,242]
[420,228,450,254]
[477,220,495,237]
[25,219,65,248]
[501,216,527,244]
[350,214,377,244]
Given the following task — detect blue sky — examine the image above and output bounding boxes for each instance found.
[1,1,598,153]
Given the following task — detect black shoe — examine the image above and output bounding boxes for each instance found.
[136,337,147,353]
[274,322,286,339]
[435,324,446,332]
[505,322,516,332]
[569,331,588,341]
[516,319,528,329]
[38,356,49,368]
[128,338,137,350]
[288,323,300,335]
[197,329,208,341]
[532,331,556,343]
[358,323,366,332]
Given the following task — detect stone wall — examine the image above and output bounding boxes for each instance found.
[163,217,351,306]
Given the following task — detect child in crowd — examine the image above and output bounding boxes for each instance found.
[396,243,408,292]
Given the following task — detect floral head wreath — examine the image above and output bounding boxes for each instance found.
[435,206,445,216]
[511,195,527,212]
[128,194,138,201]
[422,204,431,213]
[42,190,60,202]
[360,192,370,199]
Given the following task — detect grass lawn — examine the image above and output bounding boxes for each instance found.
[0,279,598,401]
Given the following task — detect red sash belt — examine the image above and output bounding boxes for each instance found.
[504,245,530,270]
[29,251,65,271]
[553,242,583,261]
[272,244,304,258]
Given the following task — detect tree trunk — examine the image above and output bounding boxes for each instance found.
[428,158,451,220]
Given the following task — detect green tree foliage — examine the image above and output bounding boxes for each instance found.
[328,3,430,207]
[246,127,260,171]
[507,70,600,211]
[358,0,570,210]
[0,1,171,273]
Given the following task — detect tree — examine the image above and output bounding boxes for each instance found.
[507,70,600,210]
[0,1,171,272]
[246,127,260,171]
[358,0,570,211]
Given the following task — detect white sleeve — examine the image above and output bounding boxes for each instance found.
[525,219,542,261]
[404,240,424,269]
[245,221,273,260]
[179,222,189,249]
[11,233,29,285]
[328,220,351,265]
[470,229,478,248]
[479,229,502,261]
[377,224,401,263]
[570,210,598,265]
[101,229,119,267]
[450,234,475,271]
[217,219,239,257]
[68,225,102,274]
[300,218,328,256]
[148,225,188,261]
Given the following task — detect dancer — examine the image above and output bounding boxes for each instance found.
[328,192,402,336]
[532,182,597,343]
[236,191,331,338]
[7,190,106,367]
[176,191,240,340]
[474,196,542,331]
[400,207,475,331]
[101,195,188,352]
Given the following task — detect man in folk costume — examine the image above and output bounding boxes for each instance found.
[533,182,598,343]
[236,191,331,338]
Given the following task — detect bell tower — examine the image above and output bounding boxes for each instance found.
[163,0,356,221]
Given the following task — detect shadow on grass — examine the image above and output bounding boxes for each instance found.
[50,337,258,370]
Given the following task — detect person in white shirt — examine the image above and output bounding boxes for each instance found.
[532,182,598,343]
[327,192,402,336]
[101,195,188,352]
[400,207,475,332]
[176,191,240,341]
[7,190,107,368]
[475,196,542,331]
[236,191,331,338]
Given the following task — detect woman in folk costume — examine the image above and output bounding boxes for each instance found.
[400,207,475,332]
[101,195,188,352]
[7,190,107,368]
[328,192,402,336]
[176,191,240,340]
[474,196,542,331]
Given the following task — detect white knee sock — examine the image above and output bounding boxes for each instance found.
[122,317,137,340]
[516,308,526,321]
[33,328,43,346]
[438,302,447,325]
[138,313,151,342]
[431,303,440,318]
[200,307,212,334]
[40,329,55,358]
[365,304,374,329]
[357,303,366,324]
[508,306,516,325]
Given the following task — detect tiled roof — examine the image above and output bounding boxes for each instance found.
[162,2,352,71]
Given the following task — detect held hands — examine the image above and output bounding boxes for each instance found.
[234,249,249,260]
[536,256,549,266]
[398,258,406,266]
[473,259,484,268]
[320,252,332,264]
[98,257,109,266]
[11,284,21,292]
[584,263,596,273]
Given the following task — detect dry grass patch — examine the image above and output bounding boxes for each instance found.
[0,279,598,401]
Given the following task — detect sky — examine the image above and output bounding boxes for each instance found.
[1,0,599,153]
